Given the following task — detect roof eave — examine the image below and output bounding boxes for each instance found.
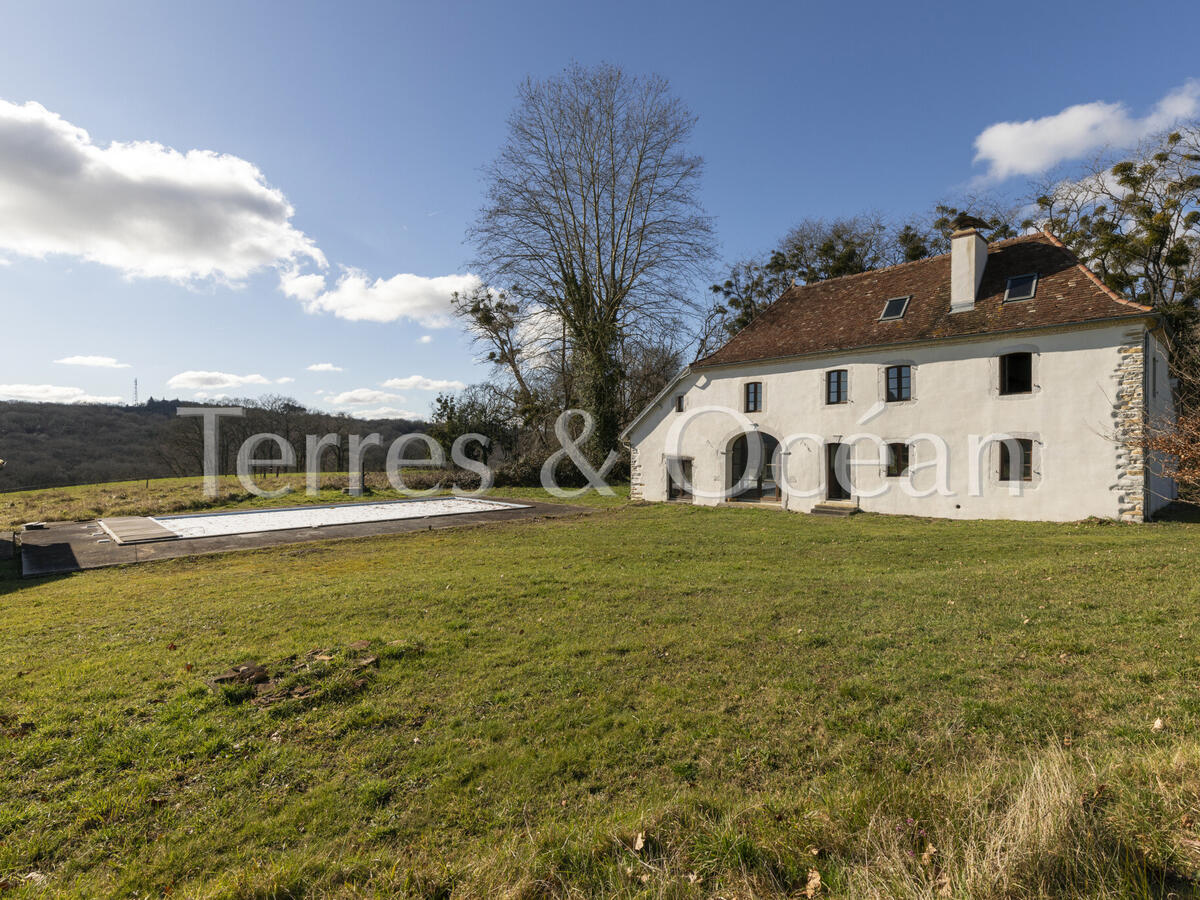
[691,312,1160,373]
[694,230,1153,371]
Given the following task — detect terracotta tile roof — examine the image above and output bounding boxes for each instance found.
[694,231,1153,369]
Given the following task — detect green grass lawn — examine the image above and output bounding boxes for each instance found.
[3,481,1200,898]
[0,473,628,531]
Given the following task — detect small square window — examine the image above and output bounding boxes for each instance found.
[675,394,684,412]
[998,438,1034,482]
[826,369,848,404]
[880,296,910,321]
[886,442,910,478]
[1003,273,1038,302]
[885,365,911,402]
[744,382,762,413]
[999,352,1033,394]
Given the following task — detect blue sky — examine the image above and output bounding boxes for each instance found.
[1,0,1197,418]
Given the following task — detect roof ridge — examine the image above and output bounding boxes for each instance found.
[778,230,1052,299]
[691,228,1152,370]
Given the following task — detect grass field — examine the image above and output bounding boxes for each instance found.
[3,479,1200,897]
[0,473,629,531]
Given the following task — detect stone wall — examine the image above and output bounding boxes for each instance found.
[1112,329,1146,522]
[628,444,644,500]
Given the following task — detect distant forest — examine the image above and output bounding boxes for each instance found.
[0,397,427,493]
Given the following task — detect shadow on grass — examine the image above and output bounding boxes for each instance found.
[0,531,77,592]
[1154,500,1200,523]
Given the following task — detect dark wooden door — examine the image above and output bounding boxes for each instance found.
[826,443,850,500]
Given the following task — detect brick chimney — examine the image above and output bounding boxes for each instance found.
[950,227,988,313]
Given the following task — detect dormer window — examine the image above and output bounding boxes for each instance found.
[1003,273,1038,302]
[879,296,910,321]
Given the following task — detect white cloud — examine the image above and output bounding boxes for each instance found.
[0,98,481,332]
[0,99,325,282]
[381,375,466,392]
[167,370,271,391]
[347,406,422,420]
[54,355,131,368]
[327,387,401,406]
[0,383,122,404]
[514,303,563,372]
[192,391,232,401]
[0,97,482,338]
[306,362,343,372]
[275,376,295,384]
[974,80,1200,180]
[279,269,327,302]
[418,335,433,344]
[284,267,481,326]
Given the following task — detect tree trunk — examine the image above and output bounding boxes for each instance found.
[576,338,623,468]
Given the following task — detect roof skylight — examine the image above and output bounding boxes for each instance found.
[1004,273,1038,302]
[879,295,910,321]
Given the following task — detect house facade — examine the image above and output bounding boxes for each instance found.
[622,229,1176,522]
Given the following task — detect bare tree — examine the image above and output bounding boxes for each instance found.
[1031,125,1200,334]
[451,285,543,419]
[620,338,685,417]
[1148,324,1200,501]
[466,62,715,461]
[706,256,798,340]
[702,203,1020,347]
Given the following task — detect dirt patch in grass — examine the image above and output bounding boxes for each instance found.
[206,640,425,710]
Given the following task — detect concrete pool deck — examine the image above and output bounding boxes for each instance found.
[17,497,589,577]
[148,496,531,540]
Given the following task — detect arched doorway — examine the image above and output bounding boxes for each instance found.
[729,431,781,502]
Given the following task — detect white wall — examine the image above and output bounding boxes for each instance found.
[628,322,1156,522]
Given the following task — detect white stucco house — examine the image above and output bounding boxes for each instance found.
[622,227,1177,522]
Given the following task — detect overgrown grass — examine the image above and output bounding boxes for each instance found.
[2,485,1200,897]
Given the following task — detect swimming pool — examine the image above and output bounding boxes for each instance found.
[153,496,530,539]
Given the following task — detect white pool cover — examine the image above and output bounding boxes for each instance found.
[154,497,530,539]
